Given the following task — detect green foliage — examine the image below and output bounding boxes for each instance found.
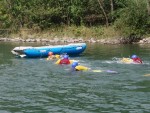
[0,0,150,39]
[114,0,150,37]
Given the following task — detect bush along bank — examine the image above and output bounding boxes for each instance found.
[0,26,150,44]
[0,0,150,45]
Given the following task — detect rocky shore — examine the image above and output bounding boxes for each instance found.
[0,37,150,44]
[138,37,150,44]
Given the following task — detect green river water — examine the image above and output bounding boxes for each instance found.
[0,42,150,113]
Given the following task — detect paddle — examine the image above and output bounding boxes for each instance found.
[106,70,118,74]
[92,70,103,72]
[92,69,118,74]
[143,74,150,76]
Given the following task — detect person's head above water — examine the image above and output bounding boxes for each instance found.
[72,61,78,68]
[48,52,53,56]
[131,55,138,59]
[63,54,69,59]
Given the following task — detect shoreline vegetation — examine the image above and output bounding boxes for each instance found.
[1,0,150,44]
[0,26,150,44]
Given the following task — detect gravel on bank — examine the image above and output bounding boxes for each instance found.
[0,37,150,44]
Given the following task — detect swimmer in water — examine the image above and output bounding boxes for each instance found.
[47,52,60,60]
[131,55,143,64]
[71,61,89,71]
[55,54,71,64]
[47,52,55,60]
[71,61,118,74]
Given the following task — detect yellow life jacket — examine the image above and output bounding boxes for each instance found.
[46,56,54,60]
[121,58,133,64]
[144,74,150,76]
[75,65,89,71]
[47,55,60,61]
[55,59,61,64]
[55,55,60,59]
[69,60,75,64]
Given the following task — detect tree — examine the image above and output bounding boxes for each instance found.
[114,0,149,37]
[110,0,114,20]
[97,0,109,27]
[147,0,150,15]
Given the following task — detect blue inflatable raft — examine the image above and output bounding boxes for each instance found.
[11,43,86,58]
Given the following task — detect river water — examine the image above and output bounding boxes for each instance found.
[0,42,150,113]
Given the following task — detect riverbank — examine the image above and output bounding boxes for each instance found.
[1,37,150,44]
[0,26,150,44]
[0,37,120,44]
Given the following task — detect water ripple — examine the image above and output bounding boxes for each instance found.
[0,43,150,112]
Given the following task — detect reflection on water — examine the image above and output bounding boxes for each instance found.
[0,42,150,113]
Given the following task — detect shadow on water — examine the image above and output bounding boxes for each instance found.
[0,42,150,113]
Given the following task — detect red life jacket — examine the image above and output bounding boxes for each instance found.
[59,59,70,64]
[132,58,142,64]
